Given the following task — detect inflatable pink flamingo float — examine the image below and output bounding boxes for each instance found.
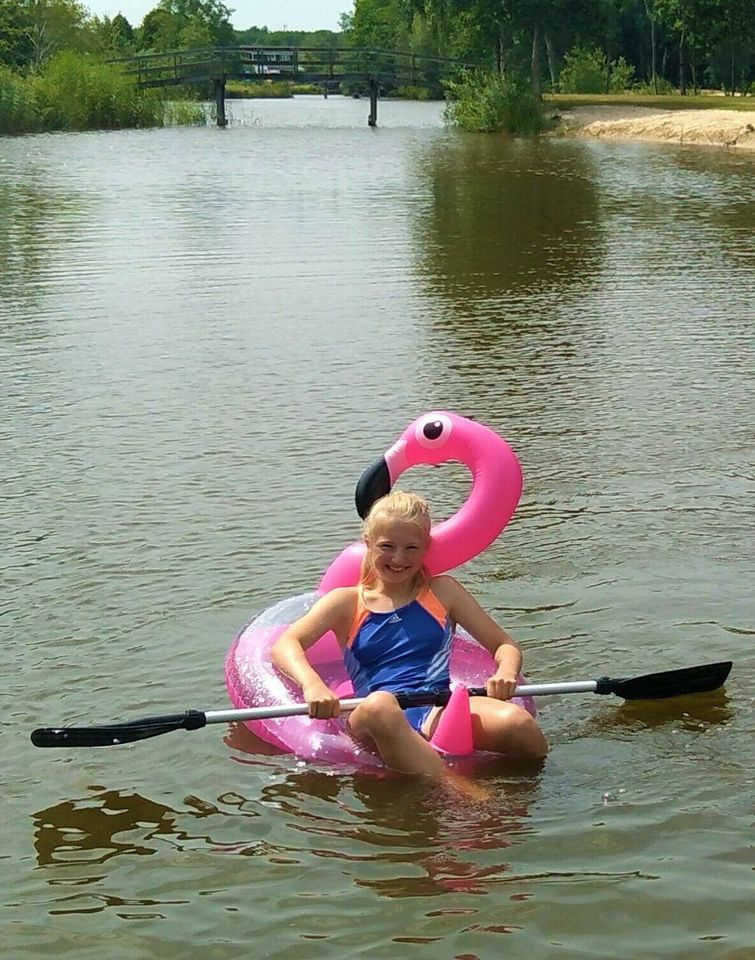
[224,411,535,767]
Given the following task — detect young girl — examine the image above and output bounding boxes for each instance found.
[271,491,547,778]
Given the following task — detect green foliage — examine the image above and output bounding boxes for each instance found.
[225,79,294,98]
[31,51,159,127]
[108,12,134,53]
[226,80,323,98]
[139,7,179,50]
[4,0,754,131]
[350,0,410,50]
[162,96,205,123]
[444,70,546,134]
[609,57,635,92]
[233,24,343,48]
[393,84,431,100]
[707,37,753,95]
[177,17,213,48]
[0,63,40,131]
[0,51,203,132]
[548,91,755,112]
[137,0,233,52]
[559,44,635,94]
[0,0,31,67]
[21,0,94,68]
[636,75,676,94]
[558,44,605,94]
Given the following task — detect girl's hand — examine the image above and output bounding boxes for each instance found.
[486,674,518,701]
[302,680,341,719]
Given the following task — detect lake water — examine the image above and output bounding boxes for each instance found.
[2,97,753,960]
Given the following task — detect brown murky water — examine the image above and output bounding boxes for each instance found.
[2,98,753,959]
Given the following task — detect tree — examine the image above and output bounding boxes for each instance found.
[350,0,412,50]
[20,0,90,68]
[708,0,754,93]
[178,17,213,48]
[110,12,133,49]
[137,0,233,51]
[139,6,178,49]
[0,0,31,66]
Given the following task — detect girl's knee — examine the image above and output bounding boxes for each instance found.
[473,702,548,758]
[509,710,548,758]
[351,691,404,736]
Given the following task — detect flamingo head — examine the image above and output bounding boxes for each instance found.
[355,412,522,567]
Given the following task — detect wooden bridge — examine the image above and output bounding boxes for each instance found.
[109,46,476,126]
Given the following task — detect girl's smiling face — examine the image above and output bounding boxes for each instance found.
[367,520,429,585]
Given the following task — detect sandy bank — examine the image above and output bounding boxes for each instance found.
[555,105,755,150]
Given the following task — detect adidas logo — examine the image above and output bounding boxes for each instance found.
[387,613,402,624]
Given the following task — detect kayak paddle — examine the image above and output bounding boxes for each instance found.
[30,661,731,749]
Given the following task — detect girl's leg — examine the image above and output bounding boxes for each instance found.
[469,697,548,759]
[348,691,445,778]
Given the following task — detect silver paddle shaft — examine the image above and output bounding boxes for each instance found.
[203,681,599,725]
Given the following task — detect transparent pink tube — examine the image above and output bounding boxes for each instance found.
[224,412,534,767]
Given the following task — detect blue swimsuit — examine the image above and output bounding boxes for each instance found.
[343,583,454,733]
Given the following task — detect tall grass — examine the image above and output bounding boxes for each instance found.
[1,53,204,136]
[33,52,165,130]
[445,71,546,134]
[0,66,41,135]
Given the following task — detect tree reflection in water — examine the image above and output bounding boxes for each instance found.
[413,136,605,332]
[0,176,90,323]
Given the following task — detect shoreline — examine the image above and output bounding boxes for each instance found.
[552,105,755,150]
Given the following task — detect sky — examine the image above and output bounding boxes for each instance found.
[82,1,350,31]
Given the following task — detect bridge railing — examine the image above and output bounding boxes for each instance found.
[108,46,478,89]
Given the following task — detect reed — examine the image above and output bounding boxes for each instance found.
[1,54,205,136]
[33,52,166,130]
[0,66,41,135]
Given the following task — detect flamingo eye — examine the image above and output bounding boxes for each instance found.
[415,414,452,448]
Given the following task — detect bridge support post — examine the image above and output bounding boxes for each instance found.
[214,77,227,128]
[368,78,378,127]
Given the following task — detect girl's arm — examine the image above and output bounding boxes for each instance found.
[434,576,523,700]
[270,588,355,719]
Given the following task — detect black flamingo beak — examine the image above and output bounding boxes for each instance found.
[355,457,392,518]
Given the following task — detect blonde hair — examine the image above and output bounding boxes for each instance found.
[360,491,432,588]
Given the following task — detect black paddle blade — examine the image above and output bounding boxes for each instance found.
[30,710,207,748]
[596,661,732,701]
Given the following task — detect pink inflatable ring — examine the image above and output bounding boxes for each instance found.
[225,412,536,767]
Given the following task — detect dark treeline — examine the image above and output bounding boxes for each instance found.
[345,0,753,96]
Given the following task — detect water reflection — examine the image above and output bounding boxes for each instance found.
[225,719,288,758]
[32,788,255,870]
[601,689,734,734]
[255,763,542,898]
[556,688,735,748]
[33,763,542,909]
[31,786,277,916]
[414,136,604,318]
[0,174,89,320]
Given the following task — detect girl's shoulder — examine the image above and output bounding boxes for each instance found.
[315,586,360,643]
[425,574,462,605]
[320,585,360,609]
[313,586,360,624]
